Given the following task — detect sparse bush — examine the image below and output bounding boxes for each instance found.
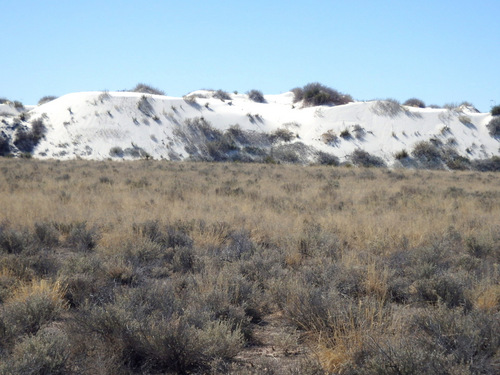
[293,83,352,106]
[137,95,154,117]
[316,151,339,166]
[350,149,386,168]
[340,129,351,139]
[131,83,165,95]
[322,130,338,145]
[37,96,58,105]
[183,95,197,105]
[491,104,500,116]
[247,90,266,103]
[411,141,442,167]
[403,97,426,108]
[271,128,295,142]
[109,146,124,157]
[66,222,99,252]
[13,119,46,153]
[486,116,500,137]
[290,87,304,103]
[213,89,231,101]
[395,149,409,160]
[371,99,403,117]
[458,115,472,125]
[13,101,24,111]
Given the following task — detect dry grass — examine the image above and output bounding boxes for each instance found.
[0,159,499,373]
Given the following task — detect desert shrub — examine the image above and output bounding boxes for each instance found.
[0,225,30,254]
[394,149,409,160]
[13,101,24,111]
[1,279,67,341]
[290,87,304,103]
[0,328,70,375]
[316,151,339,166]
[353,124,365,139]
[109,146,124,157]
[403,97,426,108]
[37,96,58,105]
[486,116,500,137]
[74,282,244,373]
[213,89,231,101]
[247,89,266,103]
[137,95,154,117]
[271,128,295,142]
[471,156,500,172]
[13,119,46,153]
[491,104,500,116]
[371,99,403,117]
[321,130,338,145]
[14,119,45,152]
[66,222,100,252]
[350,149,386,168]
[133,221,193,250]
[131,83,165,95]
[33,222,59,249]
[339,129,351,139]
[411,141,442,167]
[410,306,500,372]
[295,82,352,107]
[0,135,10,156]
[446,155,471,170]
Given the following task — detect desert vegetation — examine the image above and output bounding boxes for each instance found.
[247,90,266,103]
[131,83,165,96]
[291,83,353,107]
[0,159,498,374]
[491,105,500,116]
[37,96,58,105]
[403,97,426,108]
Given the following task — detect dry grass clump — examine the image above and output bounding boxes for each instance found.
[0,159,499,373]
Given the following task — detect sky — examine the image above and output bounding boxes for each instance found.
[1,1,499,112]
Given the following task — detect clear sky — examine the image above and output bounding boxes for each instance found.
[2,0,499,111]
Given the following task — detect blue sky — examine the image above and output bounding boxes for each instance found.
[2,1,499,111]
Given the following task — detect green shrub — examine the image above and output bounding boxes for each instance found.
[247,90,266,103]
